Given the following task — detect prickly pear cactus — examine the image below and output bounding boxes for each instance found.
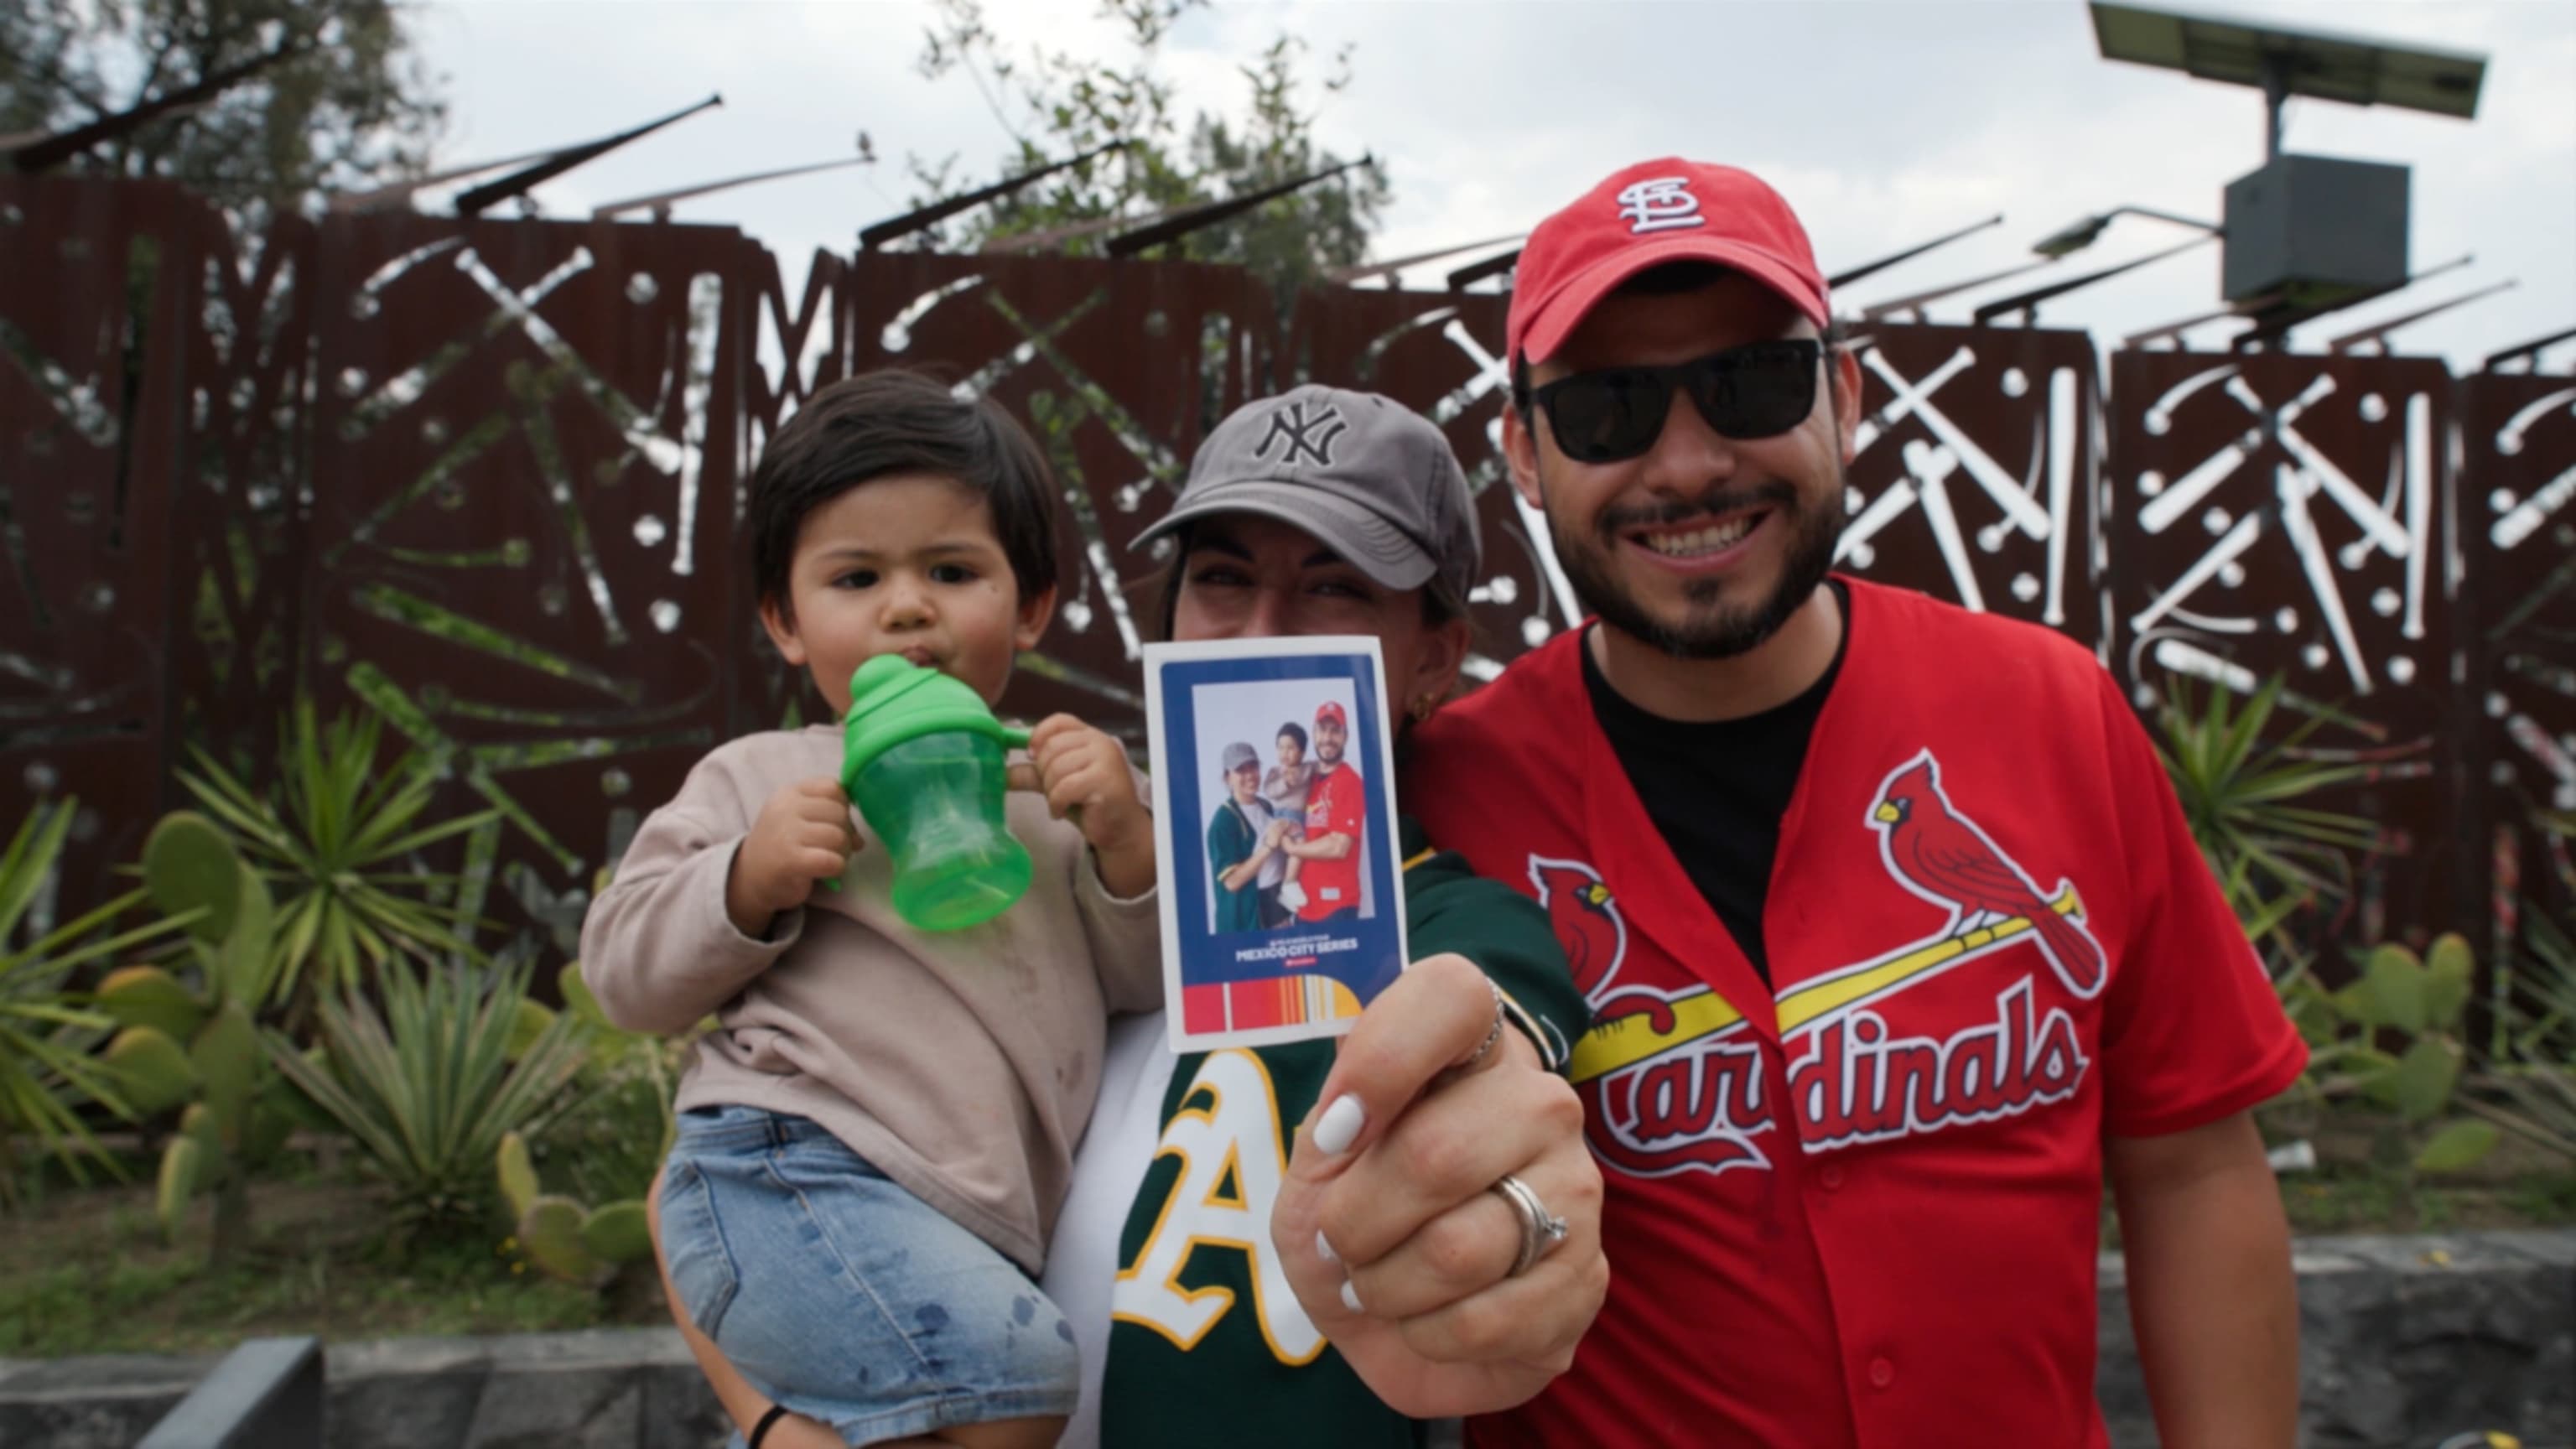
[579,1200,652,1266]
[106,816,298,1260]
[143,813,242,945]
[517,1196,602,1285]
[497,1131,541,1223]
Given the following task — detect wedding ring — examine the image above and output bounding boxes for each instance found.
[1492,1172,1569,1278]
[1460,978,1507,1071]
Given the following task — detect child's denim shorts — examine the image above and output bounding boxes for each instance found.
[658,1105,1080,1445]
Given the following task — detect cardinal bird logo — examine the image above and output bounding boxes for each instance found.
[1530,857,1685,1031]
[1868,750,2107,999]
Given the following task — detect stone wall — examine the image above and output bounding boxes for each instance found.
[5,1230,2570,1448]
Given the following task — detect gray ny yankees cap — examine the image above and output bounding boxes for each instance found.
[1135,385,1483,602]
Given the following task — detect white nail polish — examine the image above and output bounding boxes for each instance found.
[1313,1094,1364,1156]
[1315,1230,1337,1263]
[1339,1279,1363,1313]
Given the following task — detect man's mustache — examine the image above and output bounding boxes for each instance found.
[1595,480,1797,538]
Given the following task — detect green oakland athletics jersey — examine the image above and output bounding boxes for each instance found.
[1098,818,1589,1448]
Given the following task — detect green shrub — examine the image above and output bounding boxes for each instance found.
[267,960,583,1249]
[1,799,196,1205]
[179,703,497,1014]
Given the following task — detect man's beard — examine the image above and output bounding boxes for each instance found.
[1545,470,1846,662]
[1317,741,1343,766]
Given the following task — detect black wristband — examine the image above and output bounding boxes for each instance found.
[747,1404,791,1449]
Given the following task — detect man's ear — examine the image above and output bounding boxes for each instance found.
[1500,400,1545,511]
[1012,583,1060,653]
[1831,346,1863,465]
[758,595,808,666]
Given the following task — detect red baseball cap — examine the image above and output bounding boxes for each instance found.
[1507,158,1830,369]
[1315,700,1348,728]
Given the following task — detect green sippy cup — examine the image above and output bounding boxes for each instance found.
[839,655,1034,932]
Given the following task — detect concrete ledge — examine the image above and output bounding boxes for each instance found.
[4,1232,2570,1448]
[2098,1230,2575,1447]
[0,1329,729,1449]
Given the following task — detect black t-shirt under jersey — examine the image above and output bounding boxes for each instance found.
[1579,582,1847,985]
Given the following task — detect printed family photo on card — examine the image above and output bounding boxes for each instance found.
[1142,635,1410,1053]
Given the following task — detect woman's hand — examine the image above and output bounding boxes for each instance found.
[1267,953,1607,1419]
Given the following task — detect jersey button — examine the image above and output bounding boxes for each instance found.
[1867,1357,1896,1390]
[1817,1163,1846,1191]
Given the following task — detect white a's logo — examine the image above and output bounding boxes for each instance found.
[1112,1051,1324,1364]
[1616,177,1704,235]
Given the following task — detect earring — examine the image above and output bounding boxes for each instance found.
[1409,694,1440,724]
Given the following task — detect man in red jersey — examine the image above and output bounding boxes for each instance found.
[1407,158,2303,1448]
[1285,699,1368,923]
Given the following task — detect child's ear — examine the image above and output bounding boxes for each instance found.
[758,596,808,666]
[1013,584,1059,652]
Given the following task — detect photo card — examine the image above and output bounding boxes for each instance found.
[1143,635,1410,1053]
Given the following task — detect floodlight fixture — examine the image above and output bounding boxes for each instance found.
[595,153,875,221]
[979,204,1194,255]
[1827,214,2006,288]
[859,140,1127,251]
[2324,278,2517,355]
[1105,156,1374,258]
[1329,233,1527,288]
[9,35,307,174]
[1972,233,2217,326]
[454,95,724,216]
[2234,251,2474,348]
[1446,247,1520,292]
[2483,324,2576,375]
[1858,258,2057,324]
[2030,205,2219,260]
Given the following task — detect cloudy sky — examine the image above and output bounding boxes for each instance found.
[412,0,2574,370]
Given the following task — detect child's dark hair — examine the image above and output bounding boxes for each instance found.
[748,371,1059,615]
[1276,722,1308,751]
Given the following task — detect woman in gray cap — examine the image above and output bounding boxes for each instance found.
[1207,739,1291,932]
[1050,387,1604,1448]
[667,387,1603,1449]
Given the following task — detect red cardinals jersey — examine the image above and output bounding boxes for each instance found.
[1298,762,1367,922]
[1409,579,2305,1449]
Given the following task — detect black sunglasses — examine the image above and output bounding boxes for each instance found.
[1524,338,1825,464]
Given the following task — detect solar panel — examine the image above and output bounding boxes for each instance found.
[2089,1,2485,120]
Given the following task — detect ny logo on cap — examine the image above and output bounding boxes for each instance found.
[1255,400,1347,466]
[1616,177,1704,236]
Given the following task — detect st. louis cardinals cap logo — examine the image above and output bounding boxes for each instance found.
[1550,747,2107,1179]
[1254,400,1347,466]
[1614,176,1704,235]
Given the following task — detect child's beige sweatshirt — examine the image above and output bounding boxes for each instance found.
[581,724,1161,1272]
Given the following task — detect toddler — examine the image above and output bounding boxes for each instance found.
[582,371,1159,1448]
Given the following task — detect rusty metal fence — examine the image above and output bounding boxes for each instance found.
[4,174,2569,973]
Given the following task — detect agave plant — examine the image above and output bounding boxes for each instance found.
[2469,910,2576,1161]
[2152,672,2383,956]
[1,799,197,1204]
[266,959,584,1245]
[179,702,498,1010]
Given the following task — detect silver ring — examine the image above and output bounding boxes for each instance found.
[1460,978,1507,1071]
[1491,1172,1569,1278]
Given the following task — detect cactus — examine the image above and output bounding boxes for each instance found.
[96,813,303,1266]
[581,1199,651,1263]
[517,1195,600,1283]
[497,1130,541,1222]
[496,1127,652,1287]
[2328,933,2502,1190]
